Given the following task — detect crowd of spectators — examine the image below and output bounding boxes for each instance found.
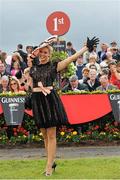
[64,40,120,92]
[0,40,120,94]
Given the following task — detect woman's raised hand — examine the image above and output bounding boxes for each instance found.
[30,47,40,59]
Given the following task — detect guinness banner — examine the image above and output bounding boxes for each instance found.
[108,93,120,122]
[1,96,25,125]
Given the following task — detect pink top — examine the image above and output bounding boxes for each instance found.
[11,69,19,76]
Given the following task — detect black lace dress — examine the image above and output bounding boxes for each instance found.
[30,61,68,128]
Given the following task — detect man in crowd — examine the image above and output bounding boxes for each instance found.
[0,63,10,78]
[79,67,90,84]
[96,74,118,91]
[16,44,27,64]
[75,55,85,80]
[110,47,120,61]
[62,75,89,92]
[0,75,9,93]
[85,69,100,91]
[26,46,33,55]
[98,43,108,63]
[66,42,76,57]
[110,41,117,48]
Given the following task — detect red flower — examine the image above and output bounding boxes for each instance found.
[25,132,29,136]
[21,127,24,131]
[86,131,92,135]
[14,132,17,136]
[114,121,119,127]
[94,125,99,130]
[104,127,109,130]
[13,128,17,132]
[23,130,27,133]
[17,129,20,132]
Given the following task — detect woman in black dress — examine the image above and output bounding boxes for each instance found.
[29,36,99,176]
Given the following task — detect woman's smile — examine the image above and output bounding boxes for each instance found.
[39,47,50,63]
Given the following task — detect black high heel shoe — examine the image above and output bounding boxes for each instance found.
[43,162,57,176]
[52,162,57,171]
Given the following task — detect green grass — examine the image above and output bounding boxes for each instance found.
[0,157,120,179]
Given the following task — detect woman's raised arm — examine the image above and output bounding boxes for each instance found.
[57,37,99,72]
[57,46,88,72]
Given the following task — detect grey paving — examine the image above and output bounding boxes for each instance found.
[0,146,120,160]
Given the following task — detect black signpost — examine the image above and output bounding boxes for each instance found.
[1,96,25,125]
[108,93,120,122]
[52,40,66,51]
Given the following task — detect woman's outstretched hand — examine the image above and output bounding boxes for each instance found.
[86,37,99,52]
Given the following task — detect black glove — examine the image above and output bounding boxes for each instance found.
[86,37,99,52]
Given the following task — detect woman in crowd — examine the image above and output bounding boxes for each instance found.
[27,54,33,68]
[86,54,101,73]
[11,53,27,72]
[9,76,22,93]
[23,68,33,91]
[100,51,115,69]
[109,61,120,89]
[11,61,21,76]
[29,36,99,176]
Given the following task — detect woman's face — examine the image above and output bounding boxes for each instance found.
[89,58,96,64]
[27,59,32,67]
[83,70,89,77]
[13,62,19,69]
[12,55,18,61]
[39,47,50,62]
[89,70,97,80]
[10,80,19,92]
[110,64,117,72]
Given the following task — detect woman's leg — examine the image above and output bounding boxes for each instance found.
[45,127,56,174]
[40,128,48,157]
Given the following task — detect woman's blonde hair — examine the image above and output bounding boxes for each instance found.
[12,52,23,62]
[89,53,97,60]
[47,45,53,54]
[24,67,30,74]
